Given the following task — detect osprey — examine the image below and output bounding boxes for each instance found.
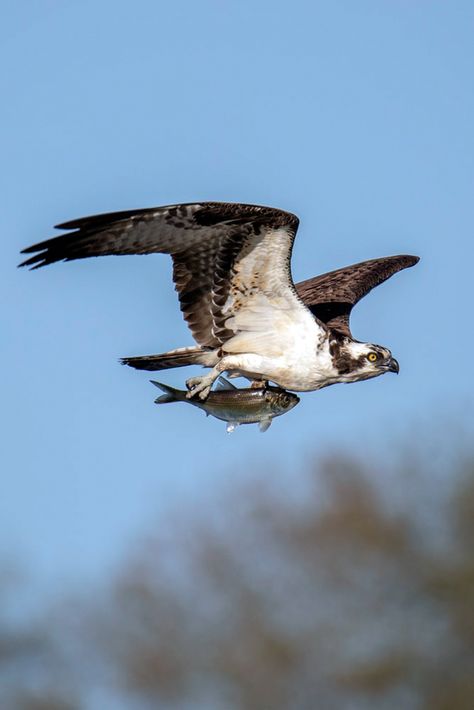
[20,202,419,399]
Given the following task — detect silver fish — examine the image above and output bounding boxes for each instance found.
[151,377,299,433]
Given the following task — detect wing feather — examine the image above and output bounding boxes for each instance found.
[295,255,419,337]
[20,202,317,349]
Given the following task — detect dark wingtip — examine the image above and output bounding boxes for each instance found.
[18,252,59,270]
[54,219,82,230]
[404,255,420,266]
[18,247,37,268]
[19,236,68,269]
[18,255,46,270]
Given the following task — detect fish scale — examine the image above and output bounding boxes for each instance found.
[151,377,299,433]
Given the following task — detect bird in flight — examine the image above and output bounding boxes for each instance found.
[20,202,419,400]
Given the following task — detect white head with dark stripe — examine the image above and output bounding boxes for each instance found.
[328,334,399,383]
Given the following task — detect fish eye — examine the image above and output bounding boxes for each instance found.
[367,352,378,363]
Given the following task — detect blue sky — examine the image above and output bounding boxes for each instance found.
[1,0,473,596]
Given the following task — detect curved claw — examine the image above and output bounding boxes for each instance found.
[185,376,213,400]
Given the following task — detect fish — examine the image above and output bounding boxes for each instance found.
[151,377,300,433]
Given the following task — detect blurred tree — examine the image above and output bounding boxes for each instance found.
[91,447,474,710]
[0,567,79,710]
[2,440,473,710]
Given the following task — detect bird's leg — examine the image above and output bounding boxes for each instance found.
[186,355,242,400]
[186,364,227,400]
[185,372,218,400]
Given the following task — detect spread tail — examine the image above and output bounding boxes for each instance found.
[121,346,216,371]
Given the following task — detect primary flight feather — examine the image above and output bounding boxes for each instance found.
[20,202,419,399]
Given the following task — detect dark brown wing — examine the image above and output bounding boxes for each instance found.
[19,202,300,348]
[294,255,419,337]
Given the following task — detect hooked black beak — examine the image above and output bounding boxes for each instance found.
[387,357,399,374]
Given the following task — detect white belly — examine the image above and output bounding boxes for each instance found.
[222,335,337,392]
[221,301,338,392]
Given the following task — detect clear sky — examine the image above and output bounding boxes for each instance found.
[1,0,473,596]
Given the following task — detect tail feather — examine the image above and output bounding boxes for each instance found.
[121,346,216,371]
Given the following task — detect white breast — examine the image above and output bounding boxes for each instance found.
[223,317,337,392]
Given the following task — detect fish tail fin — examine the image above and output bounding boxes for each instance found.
[121,346,216,371]
[150,380,184,404]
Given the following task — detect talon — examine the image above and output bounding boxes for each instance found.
[185,376,212,400]
[186,376,201,391]
[186,385,211,400]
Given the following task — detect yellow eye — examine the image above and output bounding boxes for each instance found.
[367,352,378,363]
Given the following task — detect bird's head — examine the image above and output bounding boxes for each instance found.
[329,336,399,383]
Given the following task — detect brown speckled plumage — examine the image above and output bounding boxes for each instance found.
[20,202,299,349]
[295,255,419,337]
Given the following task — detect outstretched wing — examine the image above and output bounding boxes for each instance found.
[295,255,419,337]
[20,202,320,351]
